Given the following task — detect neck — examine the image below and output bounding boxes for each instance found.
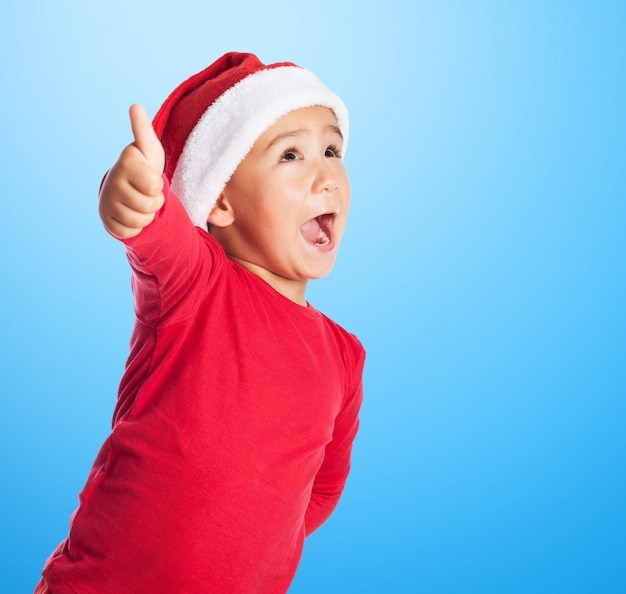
[228,256,309,307]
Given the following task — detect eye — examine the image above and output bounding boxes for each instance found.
[281,148,299,162]
[325,144,342,158]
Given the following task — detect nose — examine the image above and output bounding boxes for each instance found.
[312,158,339,194]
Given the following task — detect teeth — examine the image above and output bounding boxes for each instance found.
[315,229,330,246]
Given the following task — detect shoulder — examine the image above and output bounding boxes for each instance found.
[319,312,366,373]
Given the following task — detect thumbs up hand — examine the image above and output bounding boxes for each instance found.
[99,104,166,239]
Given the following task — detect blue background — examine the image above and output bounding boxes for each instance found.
[2,2,624,592]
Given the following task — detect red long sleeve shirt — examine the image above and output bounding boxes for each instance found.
[43,183,365,593]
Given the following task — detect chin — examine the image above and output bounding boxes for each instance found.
[305,262,336,280]
[288,252,339,281]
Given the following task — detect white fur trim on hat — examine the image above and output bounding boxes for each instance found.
[170,66,349,227]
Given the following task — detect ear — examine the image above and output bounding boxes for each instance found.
[207,190,235,228]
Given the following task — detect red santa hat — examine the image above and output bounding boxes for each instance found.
[152,52,349,227]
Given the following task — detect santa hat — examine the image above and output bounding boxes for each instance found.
[152,52,349,228]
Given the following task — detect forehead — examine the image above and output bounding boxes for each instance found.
[260,106,341,142]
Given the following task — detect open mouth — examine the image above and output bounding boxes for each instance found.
[300,214,335,248]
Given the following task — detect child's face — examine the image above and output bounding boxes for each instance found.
[210,106,350,301]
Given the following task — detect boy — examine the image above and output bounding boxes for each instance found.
[37,52,365,593]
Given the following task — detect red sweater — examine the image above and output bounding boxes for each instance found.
[43,183,365,593]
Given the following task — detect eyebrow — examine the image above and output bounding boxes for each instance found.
[266,125,343,151]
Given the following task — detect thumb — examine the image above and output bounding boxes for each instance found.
[129,103,165,175]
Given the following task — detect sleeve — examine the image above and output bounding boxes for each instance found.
[120,177,220,326]
[304,372,364,536]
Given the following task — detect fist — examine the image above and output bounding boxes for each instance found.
[99,104,166,239]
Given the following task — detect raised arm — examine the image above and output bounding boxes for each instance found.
[98,105,219,326]
[99,104,165,239]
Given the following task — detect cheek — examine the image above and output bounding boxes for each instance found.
[250,195,298,239]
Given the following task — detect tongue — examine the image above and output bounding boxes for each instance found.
[301,218,323,244]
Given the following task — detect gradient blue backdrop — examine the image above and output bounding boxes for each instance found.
[2,2,624,592]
